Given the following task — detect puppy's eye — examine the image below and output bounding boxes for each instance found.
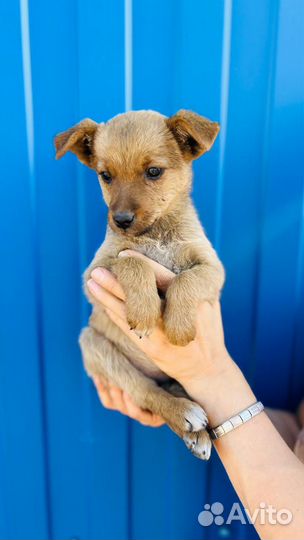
[99,171,112,184]
[145,167,164,180]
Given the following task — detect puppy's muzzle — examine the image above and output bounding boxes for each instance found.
[113,211,135,230]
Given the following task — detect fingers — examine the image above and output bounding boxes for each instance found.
[108,386,128,413]
[87,275,160,355]
[103,304,166,363]
[118,250,175,291]
[90,267,125,300]
[88,251,174,308]
[103,304,138,336]
[92,375,116,410]
[92,376,164,427]
[103,304,158,355]
[87,278,126,319]
[93,377,129,415]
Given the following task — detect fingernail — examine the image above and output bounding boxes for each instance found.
[91,267,106,282]
[87,278,100,292]
[92,375,102,388]
[118,250,131,258]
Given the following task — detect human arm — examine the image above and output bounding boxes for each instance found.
[87,251,304,540]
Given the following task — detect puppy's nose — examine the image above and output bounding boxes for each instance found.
[113,211,135,230]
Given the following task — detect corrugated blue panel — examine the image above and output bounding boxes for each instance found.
[0,1,303,539]
[28,1,89,537]
[253,0,304,409]
[0,1,49,538]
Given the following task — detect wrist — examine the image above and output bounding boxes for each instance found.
[179,352,235,397]
[181,357,257,427]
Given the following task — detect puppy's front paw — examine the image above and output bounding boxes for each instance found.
[163,274,198,346]
[126,291,161,337]
[184,430,212,460]
[111,257,162,337]
[163,309,196,346]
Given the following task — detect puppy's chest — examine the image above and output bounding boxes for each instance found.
[131,240,183,274]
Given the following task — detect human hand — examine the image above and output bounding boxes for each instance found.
[87,250,233,400]
[92,374,164,427]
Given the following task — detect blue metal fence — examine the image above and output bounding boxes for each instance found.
[0,0,303,539]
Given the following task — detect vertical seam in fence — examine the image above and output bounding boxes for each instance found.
[206,6,232,535]
[19,0,52,537]
[20,0,34,190]
[74,2,93,537]
[125,0,133,112]
[75,0,88,326]
[215,0,232,252]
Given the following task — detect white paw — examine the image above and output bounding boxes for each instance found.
[183,430,212,460]
[182,401,208,432]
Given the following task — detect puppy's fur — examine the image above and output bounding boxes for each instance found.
[55,110,225,459]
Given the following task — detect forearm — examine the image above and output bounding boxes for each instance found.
[181,359,304,540]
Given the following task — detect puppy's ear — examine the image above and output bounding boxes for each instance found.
[166,110,220,161]
[54,118,99,167]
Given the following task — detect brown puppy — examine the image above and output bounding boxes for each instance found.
[55,110,225,459]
